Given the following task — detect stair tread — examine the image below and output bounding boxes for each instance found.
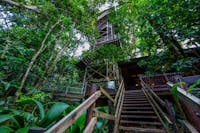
[67,92,83,95]
[120,120,162,125]
[122,106,153,110]
[66,95,84,98]
[125,95,145,97]
[119,126,166,133]
[121,115,157,119]
[124,99,147,102]
[125,90,143,93]
[125,92,144,94]
[123,103,151,107]
[125,96,145,98]
[124,98,146,100]
[123,101,148,103]
[121,110,154,114]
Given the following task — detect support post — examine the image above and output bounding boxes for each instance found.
[108,100,114,133]
[85,84,98,126]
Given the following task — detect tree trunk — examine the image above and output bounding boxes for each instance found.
[35,40,68,87]
[17,20,61,101]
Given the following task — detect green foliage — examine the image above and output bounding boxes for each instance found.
[96,45,126,61]
[83,45,127,67]
[0,102,70,131]
[172,82,186,102]
[187,79,200,97]
[172,57,199,72]
[109,0,200,74]
[17,98,45,120]
[39,102,69,128]
[16,127,29,133]
[0,126,14,133]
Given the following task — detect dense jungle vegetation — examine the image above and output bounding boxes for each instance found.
[0,0,199,132]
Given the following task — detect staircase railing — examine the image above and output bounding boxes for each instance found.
[113,79,125,133]
[140,77,178,133]
[140,73,181,88]
[65,67,88,99]
[45,79,125,133]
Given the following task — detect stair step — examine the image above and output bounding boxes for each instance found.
[55,97,82,102]
[119,126,166,133]
[124,99,148,102]
[124,96,146,99]
[124,95,146,98]
[125,90,143,93]
[125,95,145,97]
[121,115,157,119]
[125,92,144,94]
[122,106,153,110]
[66,94,84,99]
[123,103,151,107]
[67,92,83,95]
[120,120,162,126]
[121,111,154,114]
[124,98,146,100]
[123,101,148,104]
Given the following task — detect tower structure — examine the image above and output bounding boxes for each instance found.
[96,10,120,46]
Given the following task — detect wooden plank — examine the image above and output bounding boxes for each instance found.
[121,110,154,114]
[114,88,124,133]
[86,65,104,80]
[120,120,161,125]
[45,91,101,133]
[100,87,114,103]
[83,117,97,133]
[114,81,123,106]
[121,115,157,119]
[94,110,115,120]
[87,65,107,79]
[183,120,199,133]
[115,86,124,117]
[119,126,166,133]
[142,88,167,126]
[140,80,165,106]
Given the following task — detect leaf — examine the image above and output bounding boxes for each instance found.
[0,114,20,128]
[74,113,86,130]
[1,81,11,91]
[17,99,45,120]
[172,82,185,102]
[40,102,69,127]
[0,126,14,133]
[16,127,29,133]
[33,100,45,120]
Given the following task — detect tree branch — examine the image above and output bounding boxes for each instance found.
[1,0,40,13]
[17,19,62,99]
